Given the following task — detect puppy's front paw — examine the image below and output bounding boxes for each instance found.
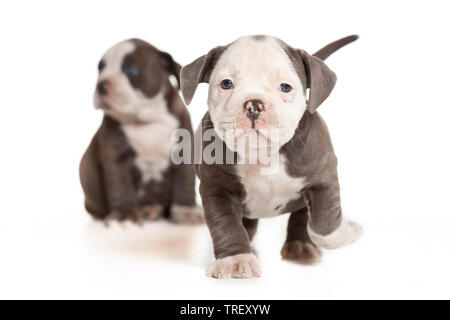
[281,241,322,263]
[139,205,164,221]
[171,205,205,225]
[104,210,142,227]
[206,253,261,279]
[308,220,363,249]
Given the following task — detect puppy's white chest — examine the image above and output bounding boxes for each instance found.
[122,115,179,183]
[237,156,307,219]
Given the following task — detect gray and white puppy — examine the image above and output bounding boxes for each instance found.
[181,35,362,278]
[80,39,203,224]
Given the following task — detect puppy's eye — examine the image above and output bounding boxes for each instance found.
[123,65,139,77]
[220,79,234,90]
[280,83,292,93]
[98,60,105,72]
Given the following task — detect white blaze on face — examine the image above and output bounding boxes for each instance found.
[94,40,165,123]
[207,36,307,154]
[99,41,135,81]
[94,41,135,113]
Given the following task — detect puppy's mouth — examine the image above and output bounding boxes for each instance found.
[94,94,111,110]
[237,128,262,137]
[229,128,276,147]
[95,102,111,110]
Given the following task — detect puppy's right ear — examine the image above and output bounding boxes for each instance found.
[180,46,226,105]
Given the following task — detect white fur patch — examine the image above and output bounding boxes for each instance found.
[236,155,307,219]
[95,41,137,115]
[121,93,179,183]
[207,36,307,153]
[100,41,135,79]
[307,220,363,249]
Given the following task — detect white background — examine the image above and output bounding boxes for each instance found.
[1,0,449,299]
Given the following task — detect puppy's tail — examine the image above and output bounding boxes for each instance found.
[313,35,359,60]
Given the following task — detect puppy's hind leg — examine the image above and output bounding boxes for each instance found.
[79,141,108,220]
[305,183,362,249]
[281,207,322,263]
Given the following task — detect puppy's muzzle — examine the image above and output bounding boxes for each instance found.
[243,99,265,129]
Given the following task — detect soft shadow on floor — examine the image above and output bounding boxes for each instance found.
[83,219,211,265]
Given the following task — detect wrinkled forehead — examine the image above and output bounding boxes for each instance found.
[213,36,297,79]
[101,41,136,74]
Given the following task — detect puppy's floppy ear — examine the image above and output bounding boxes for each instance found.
[297,49,337,113]
[159,51,182,88]
[180,46,226,105]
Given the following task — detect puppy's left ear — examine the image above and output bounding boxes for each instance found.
[180,46,227,105]
[296,49,337,113]
[159,51,182,88]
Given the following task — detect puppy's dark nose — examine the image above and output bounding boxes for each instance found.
[243,99,265,129]
[97,80,109,95]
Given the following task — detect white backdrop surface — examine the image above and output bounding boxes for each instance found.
[0,0,449,299]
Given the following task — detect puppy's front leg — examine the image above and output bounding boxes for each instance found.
[201,184,260,279]
[170,163,204,225]
[306,180,362,249]
[101,156,140,224]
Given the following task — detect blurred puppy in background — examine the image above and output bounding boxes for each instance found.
[80,39,203,225]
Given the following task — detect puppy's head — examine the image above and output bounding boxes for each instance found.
[181,35,336,151]
[94,39,181,123]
